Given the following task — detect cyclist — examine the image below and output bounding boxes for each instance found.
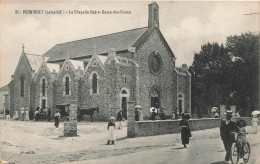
[220,110,239,162]
[236,119,247,157]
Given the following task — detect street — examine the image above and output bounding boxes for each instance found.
[1,120,260,164]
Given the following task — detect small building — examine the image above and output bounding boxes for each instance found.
[9,2,191,121]
[0,84,9,114]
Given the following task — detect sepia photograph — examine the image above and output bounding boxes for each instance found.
[0,1,259,164]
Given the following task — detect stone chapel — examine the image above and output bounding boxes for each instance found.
[8,2,191,121]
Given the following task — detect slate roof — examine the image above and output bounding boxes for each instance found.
[0,84,8,91]
[25,54,43,72]
[45,27,148,62]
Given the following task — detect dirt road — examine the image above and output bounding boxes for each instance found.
[1,120,259,164]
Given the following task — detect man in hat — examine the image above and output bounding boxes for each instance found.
[220,110,239,162]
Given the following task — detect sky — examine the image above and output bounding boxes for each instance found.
[0,1,259,87]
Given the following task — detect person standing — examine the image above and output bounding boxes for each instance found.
[5,108,10,120]
[139,108,144,121]
[35,108,40,121]
[251,115,259,134]
[25,108,29,121]
[172,111,176,120]
[106,117,116,145]
[117,110,123,130]
[14,110,19,120]
[20,107,25,121]
[47,108,51,122]
[151,108,157,121]
[179,113,192,148]
[135,108,139,121]
[220,110,239,162]
[54,109,61,128]
[29,107,34,120]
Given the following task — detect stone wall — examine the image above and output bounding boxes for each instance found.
[134,117,255,137]
[10,53,33,115]
[134,118,221,137]
[79,63,107,121]
[34,65,56,117]
[177,73,191,114]
[0,90,8,113]
[56,61,77,106]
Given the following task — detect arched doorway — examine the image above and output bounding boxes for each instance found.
[120,88,130,120]
[150,87,160,108]
[178,92,185,114]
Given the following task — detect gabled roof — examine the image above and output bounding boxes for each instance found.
[0,84,8,91]
[25,53,43,72]
[45,27,148,62]
[133,26,175,58]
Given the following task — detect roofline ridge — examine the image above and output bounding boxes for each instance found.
[56,26,148,46]
[25,53,42,56]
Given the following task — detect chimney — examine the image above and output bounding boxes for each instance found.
[148,2,159,29]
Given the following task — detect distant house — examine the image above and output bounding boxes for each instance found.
[0,84,9,114]
[8,2,191,121]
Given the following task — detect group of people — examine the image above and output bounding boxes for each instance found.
[34,107,52,121]
[12,107,53,121]
[13,107,31,121]
[150,107,165,120]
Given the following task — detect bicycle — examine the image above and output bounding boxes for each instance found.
[230,132,251,164]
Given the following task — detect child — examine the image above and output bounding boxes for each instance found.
[54,109,61,128]
[236,120,247,155]
[106,117,116,145]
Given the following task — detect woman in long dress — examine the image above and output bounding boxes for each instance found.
[54,109,61,128]
[251,115,259,133]
[117,110,123,130]
[139,109,144,121]
[20,108,25,121]
[106,117,116,145]
[179,113,192,148]
[25,108,30,121]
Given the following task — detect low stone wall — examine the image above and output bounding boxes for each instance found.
[134,117,255,137]
[234,117,255,126]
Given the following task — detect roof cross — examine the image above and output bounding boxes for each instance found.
[22,43,25,52]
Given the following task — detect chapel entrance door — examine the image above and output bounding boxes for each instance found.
[122,97,127,120]
[120,89,129,120]
[41,99,46,109]
[150,89,160,108]
[179,99,182,114]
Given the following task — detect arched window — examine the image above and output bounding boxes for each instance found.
[20,76,24,97]
[65,76,70,95]
[42,78,46,96]
[92,73,97,94]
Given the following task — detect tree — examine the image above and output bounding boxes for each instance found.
[225,32,259,116]
[189,42,232,117]
[190,32,259,117]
